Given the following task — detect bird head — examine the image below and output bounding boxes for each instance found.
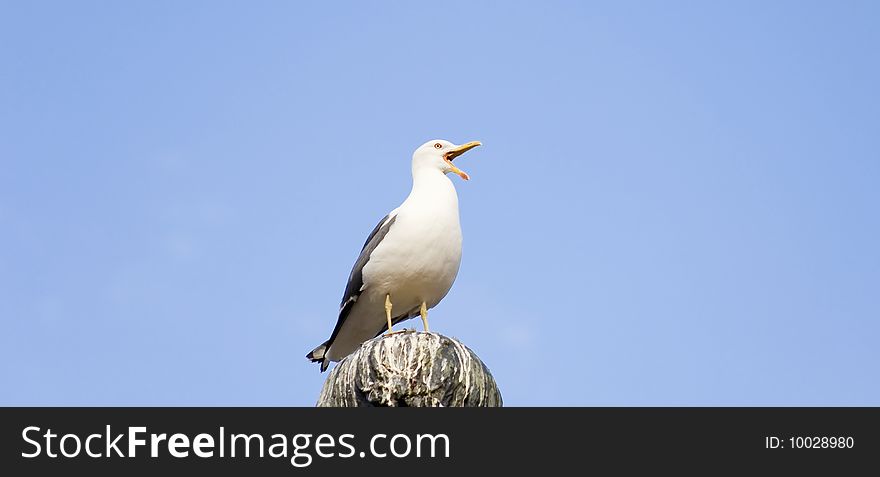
[412,139,481,181]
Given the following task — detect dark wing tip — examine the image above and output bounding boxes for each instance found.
[307,342,331,372]
[306,352,330,373]
[306,345,322,361]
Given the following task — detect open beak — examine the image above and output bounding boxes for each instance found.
[444,141,481,181]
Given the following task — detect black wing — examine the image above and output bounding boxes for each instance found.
[320,213,398,351]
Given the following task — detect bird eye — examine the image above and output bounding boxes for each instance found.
[434,143,442,149]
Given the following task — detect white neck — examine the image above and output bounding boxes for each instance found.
[404,165,459,210]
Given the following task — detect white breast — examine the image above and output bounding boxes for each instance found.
[362,170,462,313]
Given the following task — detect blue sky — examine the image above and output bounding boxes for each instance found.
[1,1,878,406]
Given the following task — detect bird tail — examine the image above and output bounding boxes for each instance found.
[306,341,331,372]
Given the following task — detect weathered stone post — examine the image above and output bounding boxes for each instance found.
[316,331,502,407]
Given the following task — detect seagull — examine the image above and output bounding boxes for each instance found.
[307,139,482,371]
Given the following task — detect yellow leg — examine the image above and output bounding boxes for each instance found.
[384,294,394,334]
[420,302,430,332]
